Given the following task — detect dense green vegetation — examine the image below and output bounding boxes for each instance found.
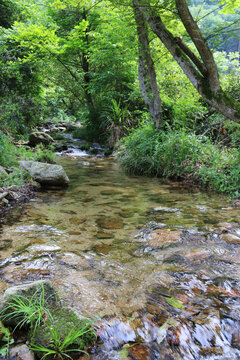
[117,123,240,197]
[0,0,239,196]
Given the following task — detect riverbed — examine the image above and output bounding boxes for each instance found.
[0,153,240,359]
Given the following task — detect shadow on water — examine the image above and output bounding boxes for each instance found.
[0,155,240,359]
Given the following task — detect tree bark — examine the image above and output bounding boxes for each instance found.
[133,0,240,123]
[133,0,162,128]
[82,7,94,109]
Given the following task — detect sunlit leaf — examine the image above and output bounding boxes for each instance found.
[166,297,184,309]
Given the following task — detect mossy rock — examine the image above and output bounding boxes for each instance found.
[30,308,96,359]
[80,143,91,151]
[0,280,59,327]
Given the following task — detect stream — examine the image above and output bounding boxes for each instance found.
[0,144,240,359]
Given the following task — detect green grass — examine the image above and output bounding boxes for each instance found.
[0,284,52,335]
[30,317,96,360]
[117,122,240,197]
[0,285,98,360]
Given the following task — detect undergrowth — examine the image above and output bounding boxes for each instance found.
[117,122,240,197]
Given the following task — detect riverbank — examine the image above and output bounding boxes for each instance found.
[0,182,40,222]
[116,123,240,198]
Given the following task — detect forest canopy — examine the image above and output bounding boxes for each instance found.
[0,0,239,196]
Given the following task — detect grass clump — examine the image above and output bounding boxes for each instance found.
[52,134,65,141]
[0,284,52,335]
[0,283,97,360]
[30,308,96,360]
[117,122,240,197]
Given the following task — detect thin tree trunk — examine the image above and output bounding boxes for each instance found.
[133,0,162,128]
[134,0,240,123]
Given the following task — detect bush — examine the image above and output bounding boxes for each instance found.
[117,123,240,197]
[0,131,18,167]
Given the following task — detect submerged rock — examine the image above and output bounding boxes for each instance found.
[222,233,240,244]
[96,216,124,229]
[147,229,182,248]
[19,161,69,187]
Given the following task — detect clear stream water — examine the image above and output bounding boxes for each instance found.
[0,149,240,359]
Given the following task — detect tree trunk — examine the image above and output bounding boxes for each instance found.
[82,7,94,109]
[133,0,162,128]
[134,0,240,123]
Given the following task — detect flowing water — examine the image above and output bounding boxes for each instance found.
[0,147,240,359]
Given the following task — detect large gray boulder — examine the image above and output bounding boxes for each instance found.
[19,160,69,186]
[28,132,54,147]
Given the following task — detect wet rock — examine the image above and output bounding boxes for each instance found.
[119,209,135,218]
[9,344,35,360]
[128,344,151,360]
[184,249,210,264]
[98,320,136,350]
[146,302,168,316]
[69,216,86,225]
[199,346,223,356]
[147,229,182,248]
[57,253,90,269]
[93,244,112,255]
[153,206,179,213]
[0,239,12,250]
[222,232,240,244]
[97,216,124,229]
[30,244,61,255]
[68,230,82,235]
[163,253,185,264]
[232,327,240,349]
[96,231,114,239]
[19,161,69,187]
[28,131,54,147]
[100,189,122,196]
[206,285,240,297]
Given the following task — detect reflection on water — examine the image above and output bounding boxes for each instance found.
[0,157,240,359]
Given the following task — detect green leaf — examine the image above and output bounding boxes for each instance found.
[157,321,169,344]
[166,297,184,309]
[119,348,129,358]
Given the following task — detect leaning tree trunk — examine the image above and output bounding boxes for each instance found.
[133,0,162,128]
[134,0,240,123]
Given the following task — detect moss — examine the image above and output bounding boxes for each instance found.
[30,308,96,359]
[201,81,214,101]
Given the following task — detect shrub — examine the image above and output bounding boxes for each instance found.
[0,131,18,167]
[117,122,240,197]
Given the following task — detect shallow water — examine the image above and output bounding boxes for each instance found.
[0,155,240,359]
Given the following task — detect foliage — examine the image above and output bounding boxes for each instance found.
[117,122,240,197]
[0,131,18,167]
[0,321,14,357]
[0,286,97,360]
[0,168,30,187]
[30,309,96,360]
[0,284,52,335]
[31,145,56,164]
